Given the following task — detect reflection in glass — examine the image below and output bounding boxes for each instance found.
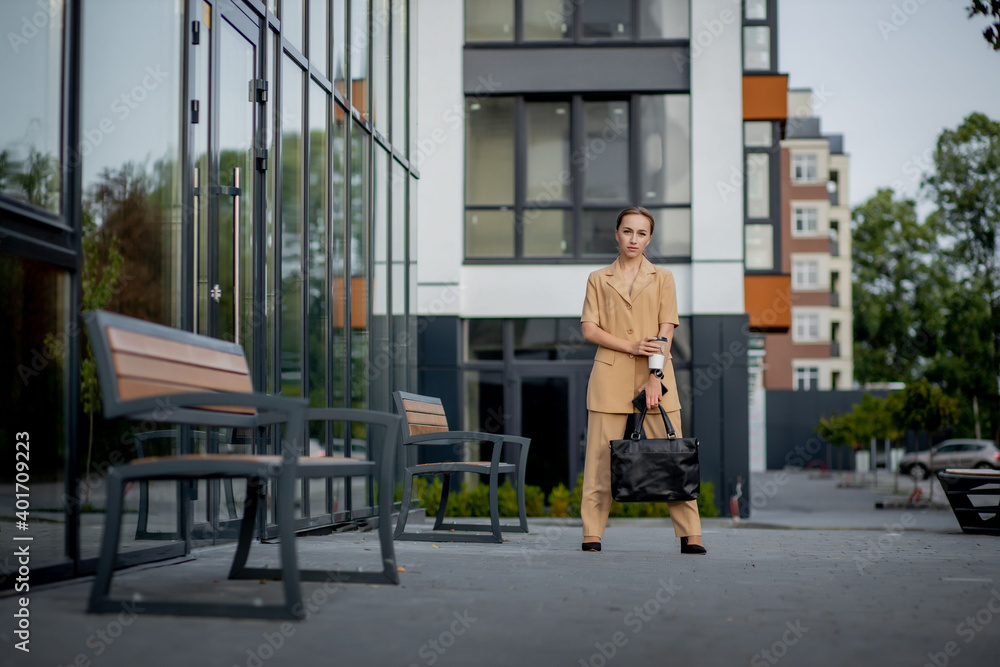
[526,102,570,202]
[391,0,407,147]
[581,0,631,39]
[745,224,774,270]
[744,26,770,70]
[372,0,390,134]
[265,32,278,393]
[638,0,689,39]
[465,0,514,42]
[744,121,773,147]
[465,97,514,205]
[646,208,691,257]
[194,7,212,337]
[310,0,328,78]
[639,95,690,204]
[281,57,304,397]
[524,0,570,40]
[523,209,571,257]
[513,319,595,361]
[350,122,369,410]
[0,0,62,211]
[331,102,348,408]
[283,0,304,53]
[0,252,69,568]
[371,148,390,412]
[747,153,769,218]
[333,0,347,95]
[465,210,514,257]
[81,0,183,328]
[583,101,629,202]
[351,0,369,117]
[582,210,619,255]
[308,81,329,418]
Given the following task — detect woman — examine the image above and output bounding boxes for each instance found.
[579,207,706,555]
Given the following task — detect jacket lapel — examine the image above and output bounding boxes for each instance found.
[630,257,656,301]
[604,260,631,305]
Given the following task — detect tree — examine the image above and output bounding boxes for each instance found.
[968,1,1000,50]
[923,112,1000,441]
[891,379,961,501]
[851,189,945,384]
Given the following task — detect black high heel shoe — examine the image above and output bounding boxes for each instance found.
[582,542,601,552]
[680,536,707,555]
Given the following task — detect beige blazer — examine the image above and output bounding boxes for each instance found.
[581,257,681,414]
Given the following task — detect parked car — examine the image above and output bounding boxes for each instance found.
[898,439,1000,479]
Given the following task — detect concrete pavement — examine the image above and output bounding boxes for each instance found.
[2,471,998,667]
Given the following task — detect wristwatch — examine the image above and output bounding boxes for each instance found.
[649,368,664,379]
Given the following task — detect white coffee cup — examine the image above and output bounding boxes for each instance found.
[647,336,669,370]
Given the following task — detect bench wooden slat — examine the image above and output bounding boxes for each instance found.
[405,412,448,427]
[132,454,282,465]
[113,351,253,394]
[402,399,445,416]
[117,379,257,415]
[409,424,449,436]
[943,468,1000,478]
[107,327,249,374]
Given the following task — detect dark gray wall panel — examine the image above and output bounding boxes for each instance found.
[464,47,690,94]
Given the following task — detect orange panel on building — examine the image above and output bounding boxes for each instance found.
[744,275,791,331]
[743,74,788,120]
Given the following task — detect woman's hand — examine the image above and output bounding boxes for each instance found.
[644,375,663,410]
[632,337,662,357]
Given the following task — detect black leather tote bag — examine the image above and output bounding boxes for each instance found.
[610,394,700,503]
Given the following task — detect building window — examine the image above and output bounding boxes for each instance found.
[794,207,819,234]
[745,224,773,270]
[465,0,514,42]
[745,0,768,20]
[746,153,769,219]
[744,121,773,148]
[465,0,690,43]
[793,153,819,182]
[793,259,820,289]
[466,94,691,260]
[743,26,770,71]
[793,313,820,342]
[794,367,819,391]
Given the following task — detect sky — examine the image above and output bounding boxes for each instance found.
[779,0,1000,216]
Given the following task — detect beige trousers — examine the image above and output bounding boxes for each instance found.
[581,409,702,539]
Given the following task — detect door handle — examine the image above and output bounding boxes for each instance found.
[231,166,241,344]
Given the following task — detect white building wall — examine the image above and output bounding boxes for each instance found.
[414,0,464,317]
[689,0,744,314]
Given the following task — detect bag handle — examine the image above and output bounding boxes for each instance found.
[630,390,677,440]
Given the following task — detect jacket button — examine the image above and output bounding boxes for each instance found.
[626,304,631,309]
[628,354,634,359]
[627,329,633,334]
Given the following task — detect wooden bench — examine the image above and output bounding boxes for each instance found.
[392,391,530,543]
[85,310,402,619]
[938,468,1000,535]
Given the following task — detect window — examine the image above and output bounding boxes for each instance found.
[744,122,773,148]
[793,313,820,342]
[794,207,818,234]
[465,0,514,42]
[793,154,818,182]
[745,0,767,20]
[793,259,820,289]
[743,26,770,71]
[465,0,690,43]
[745,224,773,270]
[746,153,769,218]
[466,94,691,260]
[794,367,819,391]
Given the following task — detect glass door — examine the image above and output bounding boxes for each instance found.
[190,0,262,540]
[511,367,590,494]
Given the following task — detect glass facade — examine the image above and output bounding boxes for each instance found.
[0,0,417,584]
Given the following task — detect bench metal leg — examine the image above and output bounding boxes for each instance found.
[394,471,415,538]
[395,470,502,543]
[432,474,452,530]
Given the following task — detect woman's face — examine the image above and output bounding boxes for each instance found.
[615,214,652,259]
